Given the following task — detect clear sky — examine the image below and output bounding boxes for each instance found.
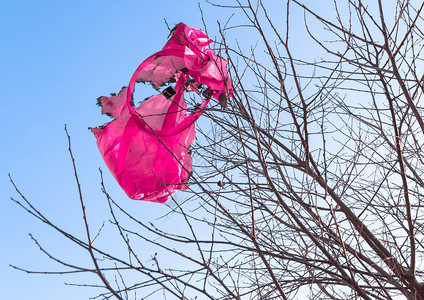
[2,1,419,299]
[0,1,234,299]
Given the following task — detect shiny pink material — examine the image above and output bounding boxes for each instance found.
[92,23,232,203]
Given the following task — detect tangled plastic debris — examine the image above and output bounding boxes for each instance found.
[91,23,232,202]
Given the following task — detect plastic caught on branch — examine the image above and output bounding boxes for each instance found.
[91,23,232,203]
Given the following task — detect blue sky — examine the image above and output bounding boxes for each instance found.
[1,1,416,299]
[0,1,233,299]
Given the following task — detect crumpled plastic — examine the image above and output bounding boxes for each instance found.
[91,23,232,203]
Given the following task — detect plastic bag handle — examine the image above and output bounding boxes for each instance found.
[126,49,210,137]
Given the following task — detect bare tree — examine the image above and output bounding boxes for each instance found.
[10,0,424,299]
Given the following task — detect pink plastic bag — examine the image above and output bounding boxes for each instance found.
[91,23,232,203]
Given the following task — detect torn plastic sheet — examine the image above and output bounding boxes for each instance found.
[91,23,232,203]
